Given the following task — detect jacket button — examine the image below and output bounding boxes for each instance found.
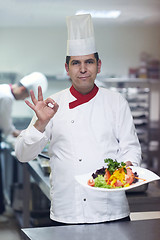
[79,159,82,162]
[71,120,74,123]
[83,198,86,201]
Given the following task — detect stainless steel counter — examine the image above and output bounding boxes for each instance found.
[28,160,50,200]
[22,219,160,240]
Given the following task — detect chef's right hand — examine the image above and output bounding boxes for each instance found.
[25,86,59,132]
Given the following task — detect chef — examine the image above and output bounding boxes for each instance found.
[0,72,48,138]
[0,72,47,222]
[15,14,141,225]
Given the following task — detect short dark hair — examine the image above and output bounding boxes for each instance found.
[65,52,99,66]
[17,82,24,87]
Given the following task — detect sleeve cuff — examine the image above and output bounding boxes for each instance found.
[24,126,48,144]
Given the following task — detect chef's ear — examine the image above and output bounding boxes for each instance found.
[65,63,69,76]
[97,59,102,74]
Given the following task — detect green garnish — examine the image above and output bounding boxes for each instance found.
[104,158,127,175]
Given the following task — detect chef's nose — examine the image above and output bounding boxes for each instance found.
[80,63,87,73]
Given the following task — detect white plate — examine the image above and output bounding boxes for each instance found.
[75,166,160,192]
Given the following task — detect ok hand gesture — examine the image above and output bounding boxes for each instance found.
[25,86,59,132]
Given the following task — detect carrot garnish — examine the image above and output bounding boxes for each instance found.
[135,176,146,182]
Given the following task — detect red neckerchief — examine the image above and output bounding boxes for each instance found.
[69,84,99,109]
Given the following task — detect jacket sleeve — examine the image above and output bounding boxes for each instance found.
[0,97,16,136]
[115,94,142,166]
[15,117,51,162]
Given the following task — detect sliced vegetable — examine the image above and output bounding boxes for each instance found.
[107,167,126,187]
[125,168,134,185]
[134,176,146,182]
[104,169,111,181]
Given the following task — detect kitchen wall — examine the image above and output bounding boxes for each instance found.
[0,23,160,120]
[0,24,160,76]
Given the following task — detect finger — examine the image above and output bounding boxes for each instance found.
[54,102,59,112]
[48,102,59,114]
[48,102,55,108]
[125,161,133,167]
[25,100,36,111]
[38,86,43,101]
[45,98,56,108]
[45,99,59,113]
[30,90,38,105]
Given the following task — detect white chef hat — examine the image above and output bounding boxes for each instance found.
[66,14,96,56]
[20,72,48,96]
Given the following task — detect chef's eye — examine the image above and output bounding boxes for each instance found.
[86,59,95,64]
[71,61,80,65]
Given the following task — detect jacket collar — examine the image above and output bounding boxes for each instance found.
[69,84,99,109]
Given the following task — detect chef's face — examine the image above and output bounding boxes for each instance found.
[65,54,101,95]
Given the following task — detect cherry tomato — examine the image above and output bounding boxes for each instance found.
[87,178,95,187]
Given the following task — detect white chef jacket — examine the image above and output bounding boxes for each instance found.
[0,84,16,136]
[15,86,141,223]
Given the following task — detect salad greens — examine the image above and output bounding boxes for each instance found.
[104,158,127,175]
[94,175,112,189]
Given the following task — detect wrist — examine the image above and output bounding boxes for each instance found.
[34,119,48,133]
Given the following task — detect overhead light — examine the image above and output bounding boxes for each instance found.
[76,10,121,19]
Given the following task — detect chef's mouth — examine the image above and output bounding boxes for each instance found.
[78,75,90,79]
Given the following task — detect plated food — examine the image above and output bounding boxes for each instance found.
[87,159,142,189]
[75,159,160,192]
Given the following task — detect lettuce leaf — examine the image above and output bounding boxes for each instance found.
[94,175,112,189]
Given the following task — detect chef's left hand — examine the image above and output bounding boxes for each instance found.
[125,161,133,167]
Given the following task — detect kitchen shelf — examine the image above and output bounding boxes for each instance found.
[96,77,160,170]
